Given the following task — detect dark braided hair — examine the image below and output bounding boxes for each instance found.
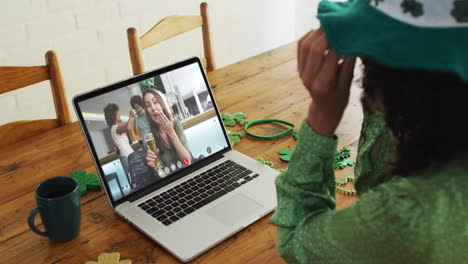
[361,58,468,176]
[103,103,119,127]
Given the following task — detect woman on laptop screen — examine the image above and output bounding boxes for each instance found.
[144,89,192,175]
[103,103,135,174]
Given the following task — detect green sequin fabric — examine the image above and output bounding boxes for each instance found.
[270,111,468,263]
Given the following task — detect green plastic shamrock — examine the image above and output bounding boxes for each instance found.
[226,130,244,146]
[69,170,101,196]
[258,157,275,168]
[278,148,295,162]
[334,146,355,169]
[221,112,247,127]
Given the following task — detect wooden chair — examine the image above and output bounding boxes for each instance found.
[127,2,216,76]
[0,50,71,147]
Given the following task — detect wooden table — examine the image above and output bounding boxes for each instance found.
[0,42,362,264]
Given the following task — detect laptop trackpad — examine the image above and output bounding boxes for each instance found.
[206,194,263,226]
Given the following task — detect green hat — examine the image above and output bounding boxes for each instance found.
[317,0,468,82]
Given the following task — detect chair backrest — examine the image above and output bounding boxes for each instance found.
[127,2,215,76]
[0,50,71,147]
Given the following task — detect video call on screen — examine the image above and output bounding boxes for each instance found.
[79,63,228,201]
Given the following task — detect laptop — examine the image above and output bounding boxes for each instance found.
[73,57,279,262]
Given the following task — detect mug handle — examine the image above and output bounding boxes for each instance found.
[28,208,48,237]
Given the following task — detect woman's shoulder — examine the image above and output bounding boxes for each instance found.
[110,124,117,133]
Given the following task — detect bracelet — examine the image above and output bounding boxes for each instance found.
[244,119,295,140]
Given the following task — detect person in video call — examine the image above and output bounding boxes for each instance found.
[144,89,192,172]
[104,103,135,173]
[130,95,151,139]
[270,0,468,263]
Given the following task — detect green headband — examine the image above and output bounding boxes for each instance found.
[244,119,295,140]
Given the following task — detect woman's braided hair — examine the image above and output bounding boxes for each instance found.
[103,103,119,127]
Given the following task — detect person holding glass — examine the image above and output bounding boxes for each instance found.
[144,89,192,175]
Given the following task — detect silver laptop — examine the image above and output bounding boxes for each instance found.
[73,57,279,262]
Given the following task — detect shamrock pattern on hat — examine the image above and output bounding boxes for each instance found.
[452,0,468,22]
[368,0,384,6]
[367,0,468,24]
[401,0,424,17]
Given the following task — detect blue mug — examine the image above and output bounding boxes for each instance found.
[28,176,81,243]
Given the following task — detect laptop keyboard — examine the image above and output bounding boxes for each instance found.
[137,159,259,226]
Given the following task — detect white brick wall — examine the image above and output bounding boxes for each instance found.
[1,0,318,125]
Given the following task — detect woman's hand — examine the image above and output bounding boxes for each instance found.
[146,149,160,167]
[159,112,177,139]
[298,28,356,137]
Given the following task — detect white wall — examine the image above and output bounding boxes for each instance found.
[295,0,321,38]
[1,0,319,124]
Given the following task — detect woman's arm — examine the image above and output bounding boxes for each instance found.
[116,111,135,135]
[169,120,192,164]
[271,121,422,264]
[158,113,192,164]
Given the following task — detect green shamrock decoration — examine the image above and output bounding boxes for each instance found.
[278,167,288,173]
[401,0,424,17]
[452,0,468,22]
[334,146,355,169]
[69,170,101,196]
[221,112,247,127]
[293,132,299,141]
[258,157,275,168]
[226,130,244,146]
[278,148,295,162]
[139,79,156,88]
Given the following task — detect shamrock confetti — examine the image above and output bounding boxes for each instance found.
[258,157,275,168]
[278,167,288,173]
[226,130,244,146]
[221,112,247,127]
[278,148,295,162]
[334,146,355,169]
[85,252,131,264]
[69,170,101,196]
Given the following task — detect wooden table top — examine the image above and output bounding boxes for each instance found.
[0,42,362,264]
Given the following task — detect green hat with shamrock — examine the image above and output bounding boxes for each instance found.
[317,0,468,81]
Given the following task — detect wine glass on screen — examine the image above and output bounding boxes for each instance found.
[144,133,164,176]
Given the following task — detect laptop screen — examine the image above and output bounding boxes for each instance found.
[76,60,229,202]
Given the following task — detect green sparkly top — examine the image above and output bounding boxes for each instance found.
[270,110,468,263]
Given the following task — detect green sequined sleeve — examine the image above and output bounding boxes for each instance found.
[270,119,419,264]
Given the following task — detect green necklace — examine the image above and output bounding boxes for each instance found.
[335,176,357,195]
